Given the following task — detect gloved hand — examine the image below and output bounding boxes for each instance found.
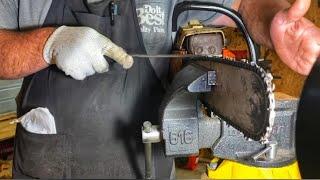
[43,26,134,80]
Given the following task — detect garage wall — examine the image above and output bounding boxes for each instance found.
[0,80,22,114]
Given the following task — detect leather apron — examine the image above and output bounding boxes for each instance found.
[13,0,173,178]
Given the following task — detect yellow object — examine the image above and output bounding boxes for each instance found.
[0,112,17,141]
[0,160,12,179]
[207,159,301,179]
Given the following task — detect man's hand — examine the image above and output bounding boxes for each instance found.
[270,0,320,75]
[44,26,133,80]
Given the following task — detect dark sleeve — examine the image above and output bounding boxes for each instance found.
[177,0,235,26]
[0,0,18,29]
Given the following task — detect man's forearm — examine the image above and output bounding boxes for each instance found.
[0,28,55,79]
[238,0,290,49]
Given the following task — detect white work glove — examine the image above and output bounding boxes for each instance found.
[43,26,134,80]
[11,107,57,134]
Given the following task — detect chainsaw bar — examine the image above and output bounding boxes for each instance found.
[185,56,275,142]
[137,53,275,141]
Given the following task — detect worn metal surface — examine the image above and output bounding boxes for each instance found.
[173,20,226,51]
[211,93,297,167]
[162,91,221,156]
[187,33,224,56]
[187,71,216,93]
[198,115,220,149]
[162,91,200,156]
[161,64,221,156]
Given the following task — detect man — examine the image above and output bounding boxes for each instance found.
[0,0,319,178]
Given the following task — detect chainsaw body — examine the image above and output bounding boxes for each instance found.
[142,2,300,179]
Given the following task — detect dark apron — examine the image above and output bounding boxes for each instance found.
[13,0,173,178]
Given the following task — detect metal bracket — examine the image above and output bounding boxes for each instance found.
[187,71,216,93]
[252,141,278,161]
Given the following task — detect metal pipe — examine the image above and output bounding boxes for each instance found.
[143,121,153,179]
[252,141,278,161]
[267,141,278,160]
[252,146,272,161]
[144,142,152,179]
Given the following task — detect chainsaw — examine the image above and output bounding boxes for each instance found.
[139,2,299,179]
[135,1,275,141]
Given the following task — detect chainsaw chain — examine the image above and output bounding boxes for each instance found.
[189,56,275,143]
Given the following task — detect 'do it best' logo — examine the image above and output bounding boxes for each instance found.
[136,5,165,33]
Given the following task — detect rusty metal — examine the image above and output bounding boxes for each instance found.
[187,33,224,56]
[174,20,226,51]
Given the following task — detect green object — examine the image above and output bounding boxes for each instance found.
[0,80,22,114]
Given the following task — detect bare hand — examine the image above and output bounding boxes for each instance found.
[270,0,320,75]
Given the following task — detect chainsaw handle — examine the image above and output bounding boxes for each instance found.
[172,1,258,64]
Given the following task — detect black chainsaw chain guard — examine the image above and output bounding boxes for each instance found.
[178,57,274,141]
